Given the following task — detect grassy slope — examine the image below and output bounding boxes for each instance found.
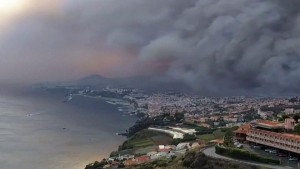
[133,149,268,169]
[123,130,172,149]
[197,129,226,142]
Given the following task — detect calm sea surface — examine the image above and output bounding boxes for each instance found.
[0,89,137,169]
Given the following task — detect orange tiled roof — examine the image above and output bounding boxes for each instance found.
[255,120,284,128]
[136,155,150,163]
[124,159,137,166]
[234,124,251,134]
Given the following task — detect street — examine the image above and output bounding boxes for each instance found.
[202,147,295,169]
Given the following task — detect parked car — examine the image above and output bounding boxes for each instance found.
[252,145,261,149]
[237,144,243,149]
[288,156,298,161]
[264,149,272,152]
[270,150,277,154]
[277,153,287,157]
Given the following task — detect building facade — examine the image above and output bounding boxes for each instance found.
[240,120,300,154]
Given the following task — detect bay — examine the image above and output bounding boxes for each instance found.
[0,89,136,169]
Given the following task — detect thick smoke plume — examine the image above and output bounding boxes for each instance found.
[1,0,300,95]
[79,0,300,95]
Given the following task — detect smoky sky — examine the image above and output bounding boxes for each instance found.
[1,0,300,95]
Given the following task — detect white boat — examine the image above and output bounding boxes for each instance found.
[64,94,73,102]
[106,101,116,105]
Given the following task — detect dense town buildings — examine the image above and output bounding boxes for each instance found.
[41,85,300,167]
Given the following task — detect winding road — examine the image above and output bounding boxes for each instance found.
[202,147,295,169]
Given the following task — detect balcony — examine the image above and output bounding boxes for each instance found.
[247,136,300,154]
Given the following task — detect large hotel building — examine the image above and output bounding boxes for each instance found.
[235,119,300,154]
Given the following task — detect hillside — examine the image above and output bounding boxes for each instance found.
[86,150,263,169]
[133,151,261,169]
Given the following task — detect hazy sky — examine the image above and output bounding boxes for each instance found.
[1,0,300,94]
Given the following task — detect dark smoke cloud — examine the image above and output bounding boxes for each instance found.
[1,0,300,95]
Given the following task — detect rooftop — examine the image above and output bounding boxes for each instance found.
[136,155,150,163]
[234,124,251,134]
[251,120,284,129]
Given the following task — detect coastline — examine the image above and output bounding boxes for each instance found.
[74,93,140,124]
[71,94,140,154]
[0,89,138,169]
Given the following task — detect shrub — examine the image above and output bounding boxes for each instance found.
[183,151,196,167]
[155,160,168,167]
[171,134,197,145]
[85,159,108,169]
[183,151,257,169]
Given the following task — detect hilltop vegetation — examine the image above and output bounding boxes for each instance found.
[117,130,172,151]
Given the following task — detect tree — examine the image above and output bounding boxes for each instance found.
[183,151,196,167]
[282,114,290,120]
[294,124,300,135]
[294,115,300,123]
[289,97,298,103]
[223,130,234,147]
[85,159,108,169]
[171,134,197,145]
[278,117,284,122]
[174,112,185,122]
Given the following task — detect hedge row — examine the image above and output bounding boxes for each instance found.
[215,145,280,165]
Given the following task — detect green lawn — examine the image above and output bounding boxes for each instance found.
[213,129,226,138]
[197,129,226,142]
[151,134,173,145]
[197,134,216,141]
[122,129,172,149]
[130,139,154,148]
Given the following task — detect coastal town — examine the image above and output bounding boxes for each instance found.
[39,85,300,168]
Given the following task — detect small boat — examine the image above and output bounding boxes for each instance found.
[63,94,73,102]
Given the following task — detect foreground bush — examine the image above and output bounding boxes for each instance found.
[182,151,258,169]
[85,159,107,169]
